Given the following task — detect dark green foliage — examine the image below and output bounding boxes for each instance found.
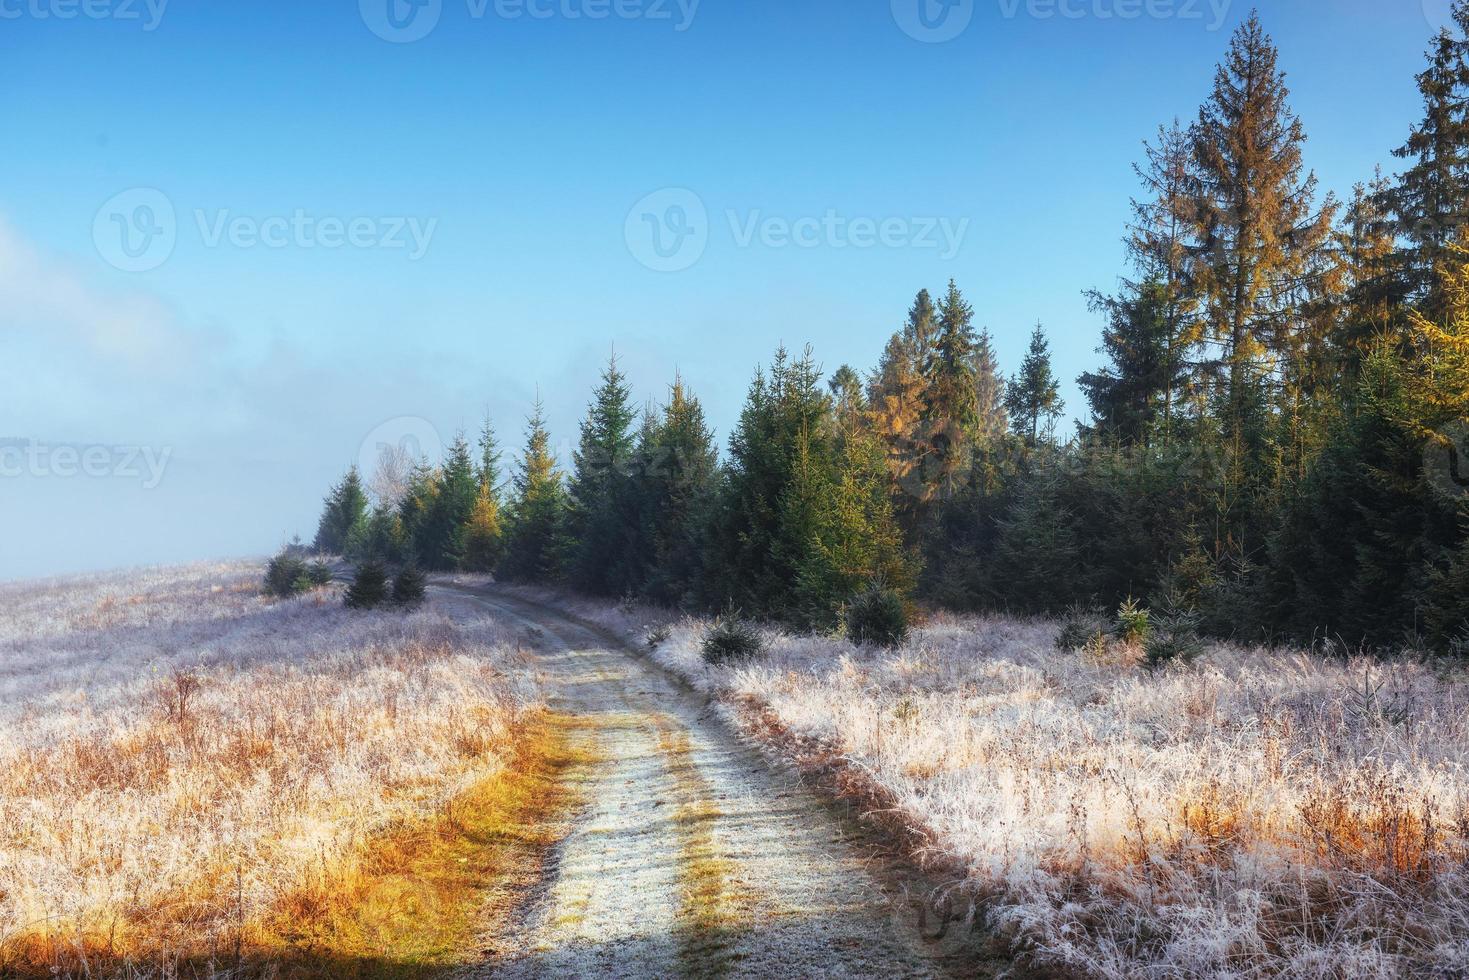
[413,434,478,571]
[313,467,369,555]
[563,354,640,595]
[264,553,309,598]
[1080,280,1188,446]
[701,612,762,665]
[308,561,334,587]
[1145,608,1206,668]
[1382,1,1469,310]
[845,583,909,649]
[391,563,427,607]
[1055,605,1107,652]
[499,399,567,583]
[1005,323,1064,446]
[638,377,720,608]
[302,11,1469,655]
[345,560,390,610]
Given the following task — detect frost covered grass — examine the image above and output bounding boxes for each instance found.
[550,590,1469,978]
[0,561,539,975]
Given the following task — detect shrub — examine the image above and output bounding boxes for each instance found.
[645,624,671,650]
[391,564,427,607]
[1055,604,1107,652]
[1114,596,1152,646]
[1145,608,1205,669]
[701,612,762,666]
[264,554,308,599]
[307,561,335,587]
[845,583,909,649]
[345,561,390,610]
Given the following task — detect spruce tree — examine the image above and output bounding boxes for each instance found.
[462,484,504,573]
[345,559,390,610]
[312,466,369,555]
[419,434,477,570]
[1188,13,1334,490]
[1080,280,1181,445]
[1006,323,1064,445]
[500,398,567,582]
[971,328,1008,449]
[641,375,720,607]
[476,416,503,497]
[868,291,938,507]
[1125,120,1204,443]
[391,563,428,607]
[920,280,980,498]
[563,353,638,594]
[1384,2,1469,311]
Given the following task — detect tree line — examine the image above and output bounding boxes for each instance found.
[314,9,1469,650]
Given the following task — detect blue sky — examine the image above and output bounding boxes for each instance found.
[0,0,1446,577]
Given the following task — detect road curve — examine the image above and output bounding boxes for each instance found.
[435,584,960,980]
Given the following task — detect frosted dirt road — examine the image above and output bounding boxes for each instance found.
[435,584,985,980]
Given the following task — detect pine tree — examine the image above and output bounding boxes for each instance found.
[313,466,369,556]
[499,398,567,582]
[1187,11,1335,543]
[418,434,477,570]
[712,346,832,616]
[1126,120,1204,443]
[1080,280,1186,446]
[462,484,504,573]
[1006,323,1064,445]
[971,328,1008,449]
[391,563,427,607]
[919,280,980,498]
[1384,3,1469,311]
[868,291,938,506]
[476,416,503,497]
[828,365,866,429]
[1337,173,1407,377]
[563,354,639,594]
[640,375,720,607]
[345,559,390,610]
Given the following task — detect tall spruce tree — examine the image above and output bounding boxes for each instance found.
[1080,280,1183,446]
[640,376,720,607]
[1385,2,1469,311]
[476,416,503,497]
[563,354,638,594]
[1187,11,1335,544]
[868,290,938,506]
[313,466,369,555]
[920,280,980,498]
[418,434,477,570]
[1127,120,1205,443]
[499,398,567,582]
[1006,323,1065,445]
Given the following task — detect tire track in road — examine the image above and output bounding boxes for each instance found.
[440,584,958,979]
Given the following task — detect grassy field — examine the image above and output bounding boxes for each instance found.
[0,562,550,977]
[557,593,1469,978]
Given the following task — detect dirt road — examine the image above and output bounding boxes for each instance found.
[435,584,969,979]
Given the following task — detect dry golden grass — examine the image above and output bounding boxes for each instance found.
[0,563,552,979]
[555,592,1469,978]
